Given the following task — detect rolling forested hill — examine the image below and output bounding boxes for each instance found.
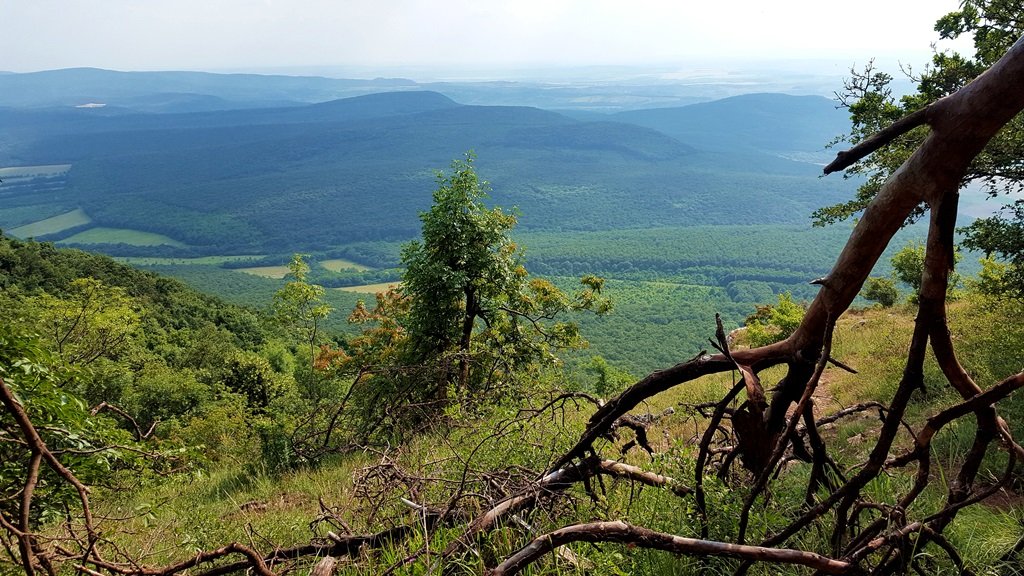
[0,88,854,255]
[0,69,894,374]
[616,92,848,153]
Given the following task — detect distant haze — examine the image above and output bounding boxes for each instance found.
[3,0,973,77]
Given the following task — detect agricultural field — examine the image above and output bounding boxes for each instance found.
[0,165,76,232]
[236,265,294,279]
[0,164,71,179]
[336,281,400,293]
[59,227,186,247]
[9,208,91,238]
[116,254,266,266]
[320,258,371,272]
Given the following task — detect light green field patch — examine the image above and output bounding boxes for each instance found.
[0,164,72,179]
[237,266,293,279]
[320,258,371,272]
[9,208,92,238]
[59,227,186,247]
[0,163,71,181]
[116,255,266,266]
[336,282,401,293]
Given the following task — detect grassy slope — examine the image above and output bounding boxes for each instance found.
[93,298,1024,575]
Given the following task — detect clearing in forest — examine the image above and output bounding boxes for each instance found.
[237,265,293,279]
[59,227,186,247]
[9,208,91,238]
[320,258,372,272]
[336,282,400,293]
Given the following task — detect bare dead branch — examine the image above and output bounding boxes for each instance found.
[823,106,931,175]
[487,521,854,576]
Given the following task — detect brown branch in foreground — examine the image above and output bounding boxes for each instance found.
[442,456,692,559]
[90,402,158,441]
[0,376,97,569]
[81,542,274,576]
[823,106,931,175]
[486,521,854,576]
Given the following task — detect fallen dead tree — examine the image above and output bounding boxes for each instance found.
[457,32,1024,575]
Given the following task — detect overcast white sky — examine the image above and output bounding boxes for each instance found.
[1,0,973,75]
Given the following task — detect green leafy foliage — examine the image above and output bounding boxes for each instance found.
[27,277,140,365]
[0,233,282,469]
[817,1,1024,227]
[890,241,962,303]
[401,154,522,364]
[961,200,1024,299]
[272,254,333,350]
[0,326,145,527]
[222,351,294,411]
[294,157,614,448]
[744,292,805,347]
[862,276,900,307]
[585,355,634,396]
[400,154,610,397]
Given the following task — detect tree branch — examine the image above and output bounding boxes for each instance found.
[487,521,853,576]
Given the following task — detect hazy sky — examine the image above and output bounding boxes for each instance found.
[2,0,973,75]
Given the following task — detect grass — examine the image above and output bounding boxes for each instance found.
[236,265,293,279]
[321,258,372,272]
[9,208,92,238]
[336,282,401,293]
[57,298,1024,575]
[93,457,374,569]
[59,227,187,247]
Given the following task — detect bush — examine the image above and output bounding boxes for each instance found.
[745,292,805,347]
[122,364,210,431]
[222,351,294,411]
[862,276,900,307]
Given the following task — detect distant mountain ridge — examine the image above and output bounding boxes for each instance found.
[0,67,845,114]
[0,67,418,110]
[615,93,848,156]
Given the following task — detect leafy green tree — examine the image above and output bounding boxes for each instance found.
[272,254,332,396]
[970,256,1018,297]
[121,364,209,431]
[222,351,294,411]
[862,276,900,307]
[401,154,521,394]
[818,1,1024,296]
[1,326,142,535]
[890,241,961,303]
[586,355,634,396]
[961,201,1024,299]
[273,255,332,353]
[400,154,610,399]
[28,277,139,366]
